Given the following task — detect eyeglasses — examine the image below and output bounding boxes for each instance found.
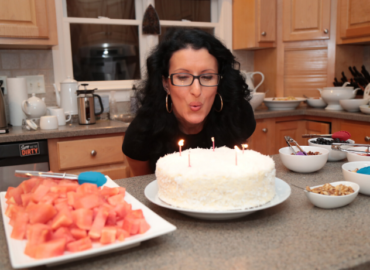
[168,73,222,87]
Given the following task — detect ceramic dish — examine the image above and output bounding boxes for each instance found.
[318,87,359,111]
[1,177,176,269]
[306,98,327,108]
[339,99,369,112]
[263,97,306,111]
[249,92,265,111]
[342,161,370,195]
[308,138,355,161]
[304,181,359,209]
[359,105,370,114]
[144,178,291,220]
[346,147,370,162]
[279,146,329,173]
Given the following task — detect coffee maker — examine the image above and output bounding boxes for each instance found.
[0,81,8,130]
[77,84,104,125]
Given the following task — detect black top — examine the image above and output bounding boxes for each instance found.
[122,99,256,172]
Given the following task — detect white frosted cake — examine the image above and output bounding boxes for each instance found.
[155,146,276,211]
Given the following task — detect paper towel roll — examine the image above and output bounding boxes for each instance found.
[7,78,28,126]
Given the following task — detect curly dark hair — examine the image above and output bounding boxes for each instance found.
[129,28,255,171]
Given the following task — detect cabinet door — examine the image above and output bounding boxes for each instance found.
[337,0,370,43]
[0,0,48,38]
[303,121,330,144]
[0,0,57,46]
[283,0,331,41]
[257,0,276,43]
[275,120,306,154]
[233,0,276,50]
[247,119,275,155]
[340,120,370,144]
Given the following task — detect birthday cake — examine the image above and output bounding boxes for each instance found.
[155,146,276,211]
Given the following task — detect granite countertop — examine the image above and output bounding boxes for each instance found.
[1,108,370,144]
[0,119,130,143]
[1,156,370,270]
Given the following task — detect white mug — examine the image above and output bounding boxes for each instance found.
[50,108,71,126]
[46,106,59,115]
[40,115,58,130]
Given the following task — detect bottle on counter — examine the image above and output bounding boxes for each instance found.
[130,84,138,115]
[109,91,118,120]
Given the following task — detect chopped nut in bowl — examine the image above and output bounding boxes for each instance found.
[304,181,359,209]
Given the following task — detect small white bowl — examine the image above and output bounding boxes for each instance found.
[305,181,359,209]
[306,98,327,108]
[342,161,370,195]
[263,97,306,111]
[279,146,329,173]
[339,99,369,112]
[346,147,370,162]
[249,92,265,111]
[359,105,370,114]
[319,87,359,111]
[308,138,355,161]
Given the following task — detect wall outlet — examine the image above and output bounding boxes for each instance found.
[17,75,45,94]
[0,76,7,95]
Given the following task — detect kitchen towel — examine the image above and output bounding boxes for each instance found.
[7,77,28,126]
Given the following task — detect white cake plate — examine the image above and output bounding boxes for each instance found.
[144,178,291,221]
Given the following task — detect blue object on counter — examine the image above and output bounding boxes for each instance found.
[357,166,370,175]
[78,171,107,186]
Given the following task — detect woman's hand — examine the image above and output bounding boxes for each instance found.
[125,156,153,177]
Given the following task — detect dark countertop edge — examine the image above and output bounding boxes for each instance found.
[254,108,370,122]
[0,125,129,143]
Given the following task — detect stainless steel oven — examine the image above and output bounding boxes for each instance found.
[0,140,49,191]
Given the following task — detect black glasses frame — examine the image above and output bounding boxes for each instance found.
[168,73,222,87]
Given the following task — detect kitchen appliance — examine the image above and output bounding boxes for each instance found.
[53,76,79,115]
[0,140,49,191]
[7,77,28,126]
[21,93,47,118]
[0,81,7,129]
[77,84,104,125]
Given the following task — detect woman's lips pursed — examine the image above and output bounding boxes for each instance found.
[189,102,202,111]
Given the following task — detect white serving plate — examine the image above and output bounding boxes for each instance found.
[263,97,306,111]
[144,178,291,221]
[1,177,176,269]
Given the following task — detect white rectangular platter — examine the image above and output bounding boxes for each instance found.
[0,177,176,269]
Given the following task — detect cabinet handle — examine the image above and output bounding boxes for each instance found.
[91,150,97,156]
[262,128,268,133]
[324,29,329,34]
[365,136,370,142]
[261,31,266,36]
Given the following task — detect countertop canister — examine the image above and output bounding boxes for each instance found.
[7,78,28,126]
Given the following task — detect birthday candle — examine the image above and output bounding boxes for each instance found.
[211,137,215,151]
[178,140,184,156]
[235,146,240,166]
[242,144,248,154]
[188,150,191,167]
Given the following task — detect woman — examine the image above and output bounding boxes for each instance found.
[122,28,256,176]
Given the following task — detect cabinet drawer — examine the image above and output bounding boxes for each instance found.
[57,136,124,170]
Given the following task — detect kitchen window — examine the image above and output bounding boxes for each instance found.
[52,0,232,92]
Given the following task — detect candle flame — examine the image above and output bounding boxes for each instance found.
[242,144,248,149]
[178,139,184,146]
[234,146,240,152]
[211,137,214,142]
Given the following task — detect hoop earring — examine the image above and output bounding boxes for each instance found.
[215,93,223,112]
[166,94,173,113]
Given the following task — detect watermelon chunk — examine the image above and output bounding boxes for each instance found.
[100,226,117,245]
[10,212,29,240]
[72,208,93,230]
[31,238,66,259]
[27,203,57,224]
[66,237,92,252]
[89,207,109,240]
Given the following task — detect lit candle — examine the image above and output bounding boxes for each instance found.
[242,144,248,154]
[211,137,215,151]
[235,146,240,166]
[178,140,184,156]
[188,150,191,167]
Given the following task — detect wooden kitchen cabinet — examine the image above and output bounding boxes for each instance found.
[233,0,276,50]
[283,0,331,41]
[340,120,370,144]
[247,119,276,155]
[337,0,370,44]
[0,0,58,47]
[48,133,130,180]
